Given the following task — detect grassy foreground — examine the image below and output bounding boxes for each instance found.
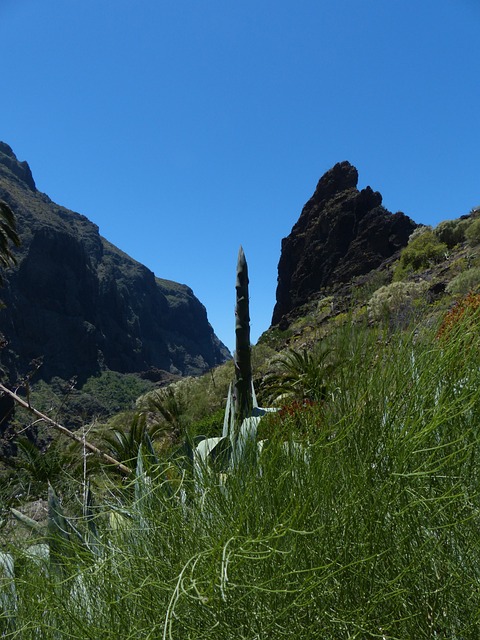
[2,315,480,639]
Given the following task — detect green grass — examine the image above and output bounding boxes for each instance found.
[2,314,480,638]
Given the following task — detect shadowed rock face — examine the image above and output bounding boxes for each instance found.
[272,162,417,326]
[0,142,230,383]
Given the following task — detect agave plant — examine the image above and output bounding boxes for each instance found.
[194,247,275,478]
[4,479,109,633]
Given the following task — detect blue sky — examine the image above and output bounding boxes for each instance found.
[1,0,479,353]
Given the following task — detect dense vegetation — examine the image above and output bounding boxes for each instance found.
[1,210,480,638]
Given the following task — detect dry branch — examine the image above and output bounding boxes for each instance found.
[0,382,132,475]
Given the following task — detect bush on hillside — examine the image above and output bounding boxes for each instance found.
[434,218,469,249]
[188,407,225,440]
[367,281,428,325]
[257,399,326,442]
[406,224,432,242]
[394,230,447,281]
[446,267,480,296]
[465,218,480,247]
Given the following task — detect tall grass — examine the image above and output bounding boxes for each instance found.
[2,316,480,638]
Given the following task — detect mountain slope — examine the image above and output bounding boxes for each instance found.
[0,142,229,384]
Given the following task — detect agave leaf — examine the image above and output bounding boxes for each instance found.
[0,551,14,577]
[232,416,262,467]
[251,379,258,410]
[143,432,159,465]
[252,406,277,417]
[24,543,50,567]
[136,444,171,526]
[194,437,227,466]
[208,436,231,471]
[134,445,151,504]
[222,383,234,439]
[10,508,44,534]
[135,442,145,478]
[182,435,195,464]
[47,484,68,539]
[194,436,228,487]
[0,550,16,624]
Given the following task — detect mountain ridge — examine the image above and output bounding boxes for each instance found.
[0,142,230,384]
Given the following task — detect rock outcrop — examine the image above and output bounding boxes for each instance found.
[272,162,417,326]
[0,142,230,383]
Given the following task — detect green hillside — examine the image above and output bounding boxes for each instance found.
[1,210,480,638]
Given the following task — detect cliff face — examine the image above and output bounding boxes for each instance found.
[0,142,229,383]
[272,162,417,326]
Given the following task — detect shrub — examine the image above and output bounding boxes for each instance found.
[102,411,168,469]
[465,218,480,247]
[23,373,156,433]
[434,218,469,249]
[25,378,108,432]
[393,230,447,280]
[446,267,480,296]
[406,224,432,242]
[367,281,428,324]
[189,407,225,440]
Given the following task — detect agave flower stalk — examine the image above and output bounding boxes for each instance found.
[234,246,252,435]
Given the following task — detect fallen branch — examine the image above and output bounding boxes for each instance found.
[0,383,132,475]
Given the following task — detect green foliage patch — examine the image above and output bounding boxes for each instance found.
[367,280,428,325]
[3,316,480,638]
[81,371,156,414]
[394,228,447,280]
[446,266,480,295]
[465,218,480,246]
[434,217,470,248]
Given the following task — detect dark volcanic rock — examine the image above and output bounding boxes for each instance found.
[0,143,230,383]
[272,162,417,326]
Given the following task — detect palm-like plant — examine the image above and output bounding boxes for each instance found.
[0,436,80,501]
[261,345,334,406]
[144,387,184,436]
[103,412,167,469]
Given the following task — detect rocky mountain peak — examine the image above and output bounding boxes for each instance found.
[0,142,36,191]
[310,161,359,203]
[272,162,417,326]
